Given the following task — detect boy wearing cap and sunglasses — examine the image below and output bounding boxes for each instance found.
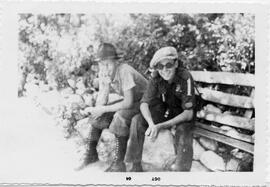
[77,43,148,172]
[126,47,196,172]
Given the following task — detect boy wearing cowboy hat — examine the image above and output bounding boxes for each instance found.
[126,46,196,172]
[77,43,148,172]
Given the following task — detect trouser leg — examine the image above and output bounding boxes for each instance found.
[126,102,166,168]
[125,114,148,164]
[104,103,140,172]
[174,122,194,171]
[108,102,140,137]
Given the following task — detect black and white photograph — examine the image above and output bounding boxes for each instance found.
[0,1,268,186]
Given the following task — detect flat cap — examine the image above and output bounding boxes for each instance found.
[150,47,178,68]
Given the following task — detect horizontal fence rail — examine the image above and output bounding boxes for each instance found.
[197,110,255,131]
[196,122,254,143]
[190,71,255,87]
[196,87,254,109]
[194,127,254,154]
[192,71,255,154]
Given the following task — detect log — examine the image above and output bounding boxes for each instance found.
[197,110,254,131]
[190,71,255,87]
[196,87,254,108]
[196,122,254,143]
[193,127,254,154]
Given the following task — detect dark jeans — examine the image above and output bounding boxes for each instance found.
[125,102,194,171]
[88,101,140,140]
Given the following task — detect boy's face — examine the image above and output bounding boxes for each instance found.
[98,59,117,79]
[156,59,178,82]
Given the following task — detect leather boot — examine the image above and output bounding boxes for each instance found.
[130,162,143,172]
[75,127,101,171]
[105,136,128,172]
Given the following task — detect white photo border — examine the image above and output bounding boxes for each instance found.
[0,1,269,186]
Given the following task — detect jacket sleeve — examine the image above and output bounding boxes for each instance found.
[140,78,158,105]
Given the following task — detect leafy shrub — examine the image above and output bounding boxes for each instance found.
[18,13,254,95]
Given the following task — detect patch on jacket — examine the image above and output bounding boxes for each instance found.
[175,84,182,92]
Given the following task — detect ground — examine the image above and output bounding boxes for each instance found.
[0,97,113,184]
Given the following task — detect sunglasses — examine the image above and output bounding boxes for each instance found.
[155,62,175,70]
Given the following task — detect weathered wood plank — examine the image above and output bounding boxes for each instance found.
[196,122,254,143]
[191,71,255,87]
[193,127,254,154]
[197,110,254,131]
[196,87,254,108]
[244,88,255,118]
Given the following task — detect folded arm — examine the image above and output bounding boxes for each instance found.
[103,88,134,112]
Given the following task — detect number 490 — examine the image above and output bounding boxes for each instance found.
[152,177,161,181]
